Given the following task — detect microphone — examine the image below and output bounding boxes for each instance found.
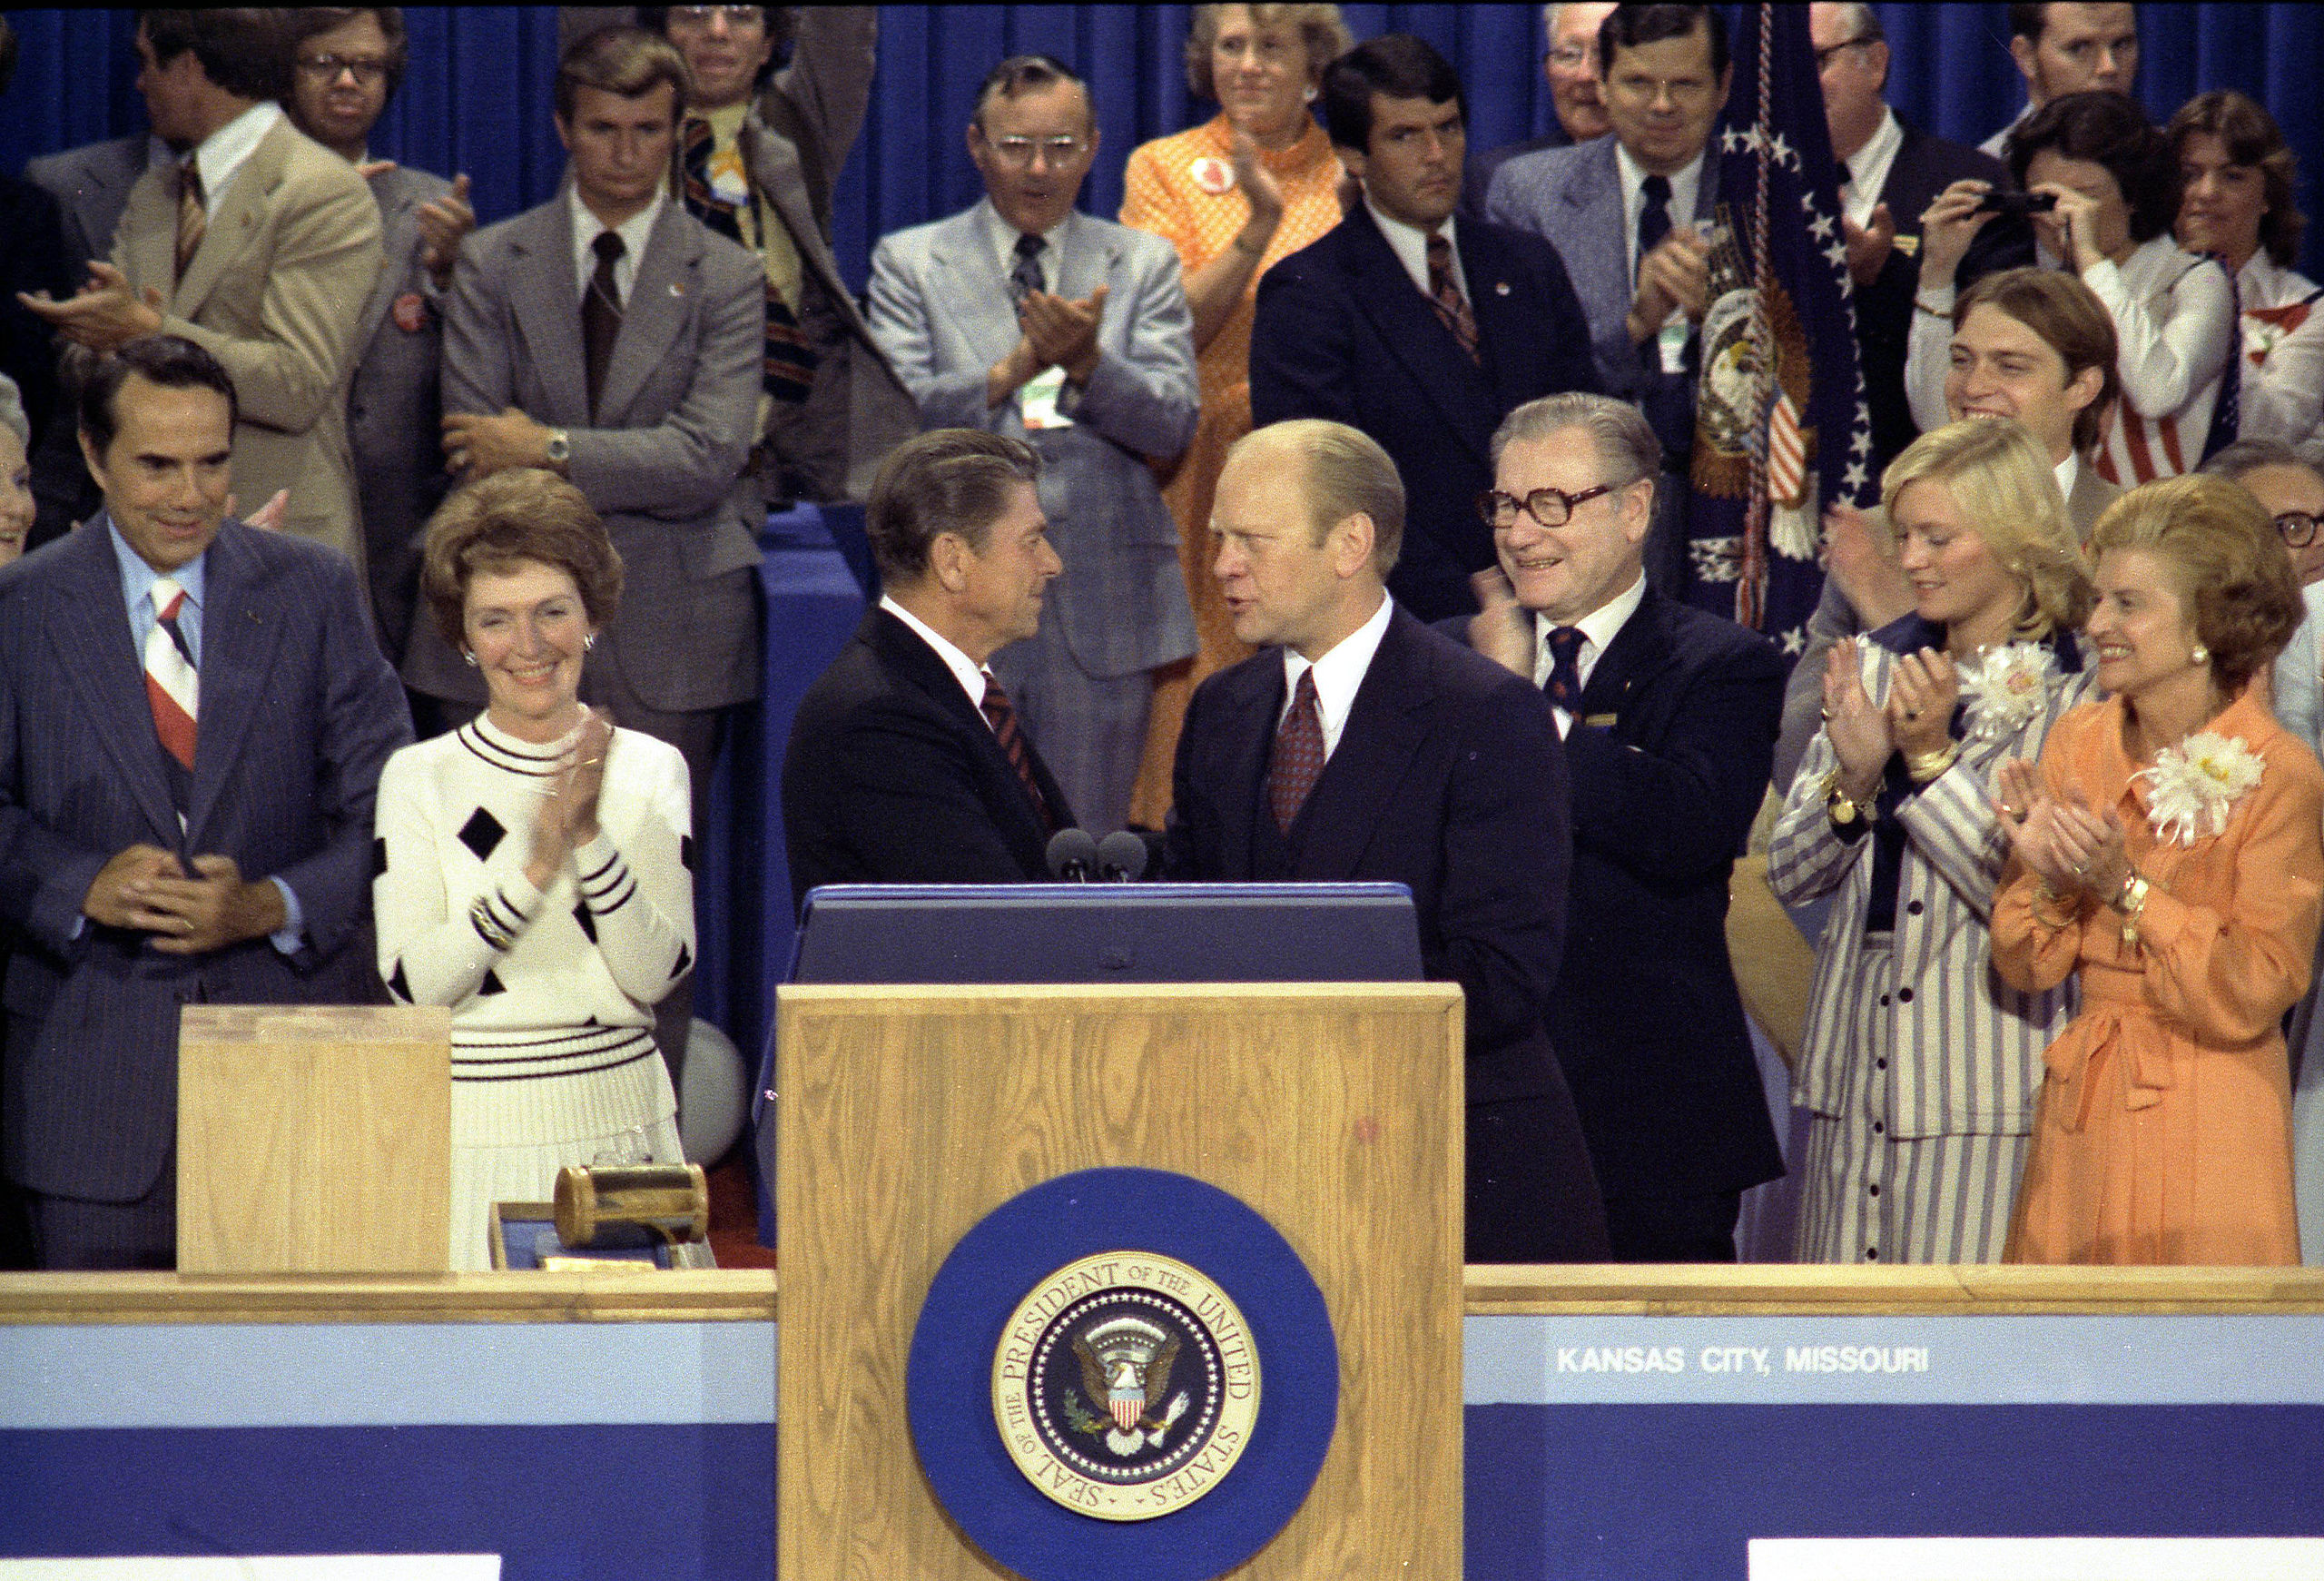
[1046,827,1098,881]
[1096,830,1149,882]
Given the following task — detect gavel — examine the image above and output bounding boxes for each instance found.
[553,1162,710,1250]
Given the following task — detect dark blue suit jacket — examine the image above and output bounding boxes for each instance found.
[0,517,411,1201]
[1450,586,1787,1203]
[781,606,1074,916]
[1248,209,1601,622]
[1163,605,1608,1259]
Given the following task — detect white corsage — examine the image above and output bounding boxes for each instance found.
[1955,642,2054,739]
[2133,731,2265,846]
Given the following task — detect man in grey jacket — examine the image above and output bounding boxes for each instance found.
[866,54,1198,834]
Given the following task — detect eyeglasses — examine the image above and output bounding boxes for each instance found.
[1813,35,1876,71]
[668,5,764,25]
[295,54,393,85]
[1547,44,1593,71]
[982,134,1087,169]
[1476,482,1623,529]
[2277,510,2319,548]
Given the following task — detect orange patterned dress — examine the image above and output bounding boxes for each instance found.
[1118,114,1344,825]
[1992,687,2323,1265]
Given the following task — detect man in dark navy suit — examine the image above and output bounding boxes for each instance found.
[782,429,1072,916]
[1812,2,2034,471]
[0,336,410,1269]
[1249,34,1600,623]
[1165,418,1609,1263]
[1462,392,1782,1262]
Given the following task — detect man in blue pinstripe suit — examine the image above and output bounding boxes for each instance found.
[0,337,410,1269]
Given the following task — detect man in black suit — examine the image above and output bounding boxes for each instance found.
[782,429,1071,915]
[1165,417,1608,1263]
[1250,34,1600,623]
[1463,392,1782,1261]
[1812,2,2034,472]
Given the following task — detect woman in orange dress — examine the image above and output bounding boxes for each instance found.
[1118,3,1352,826]
[1993,475,2322,1264]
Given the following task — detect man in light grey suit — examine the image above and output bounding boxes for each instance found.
[653,4,915,506]
[282,6,478,666]
[866,54,1198,835]
[1487,3,1730,461]
[419,25,762,832]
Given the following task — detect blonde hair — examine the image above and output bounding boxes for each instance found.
[1185,5,1352,99]
[1229,418,1403,575]
[2089,474,2304,692]
[1881,419,2092,639]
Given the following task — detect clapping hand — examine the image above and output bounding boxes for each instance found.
[1822,637,1889,798]
[1885,647,1958,760]
[525,708,613,890]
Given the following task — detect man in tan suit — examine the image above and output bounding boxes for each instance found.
[19,10,381,577]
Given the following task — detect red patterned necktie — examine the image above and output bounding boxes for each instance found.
[145,578,198,771]
[1426,232,1479,364]
[980,675,1056,830]
[1268,668,1326,832]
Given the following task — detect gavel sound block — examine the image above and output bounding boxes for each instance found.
[177,1004,452,1274]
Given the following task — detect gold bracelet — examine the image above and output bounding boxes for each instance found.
[2114,872,2152,950]
[1905,741,1960,784]
[1822,769,1876,828]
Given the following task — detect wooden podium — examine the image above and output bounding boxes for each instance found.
[776,981,1464,1578]
[177,1004,452,1273]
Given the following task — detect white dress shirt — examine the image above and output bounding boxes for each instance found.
[880,594,994,715]
[1280,591,1393,760]
[1837,107,1904,231]
[1531,572,1648,736]
[1365,196,1467,303]
[1616,143,1704,284]
[189,101,281,216]
[567,183,666,306]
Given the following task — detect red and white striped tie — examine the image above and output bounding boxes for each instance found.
[145,578,197,771]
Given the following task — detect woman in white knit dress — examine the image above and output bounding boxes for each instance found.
[1770,420,2097,1263]
[375,470,694,1269]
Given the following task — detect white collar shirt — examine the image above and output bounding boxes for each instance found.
[2053,452,2081,518]
[1531,571,1648,735]
[1838,106,1904,230]
[1616,142,1704,284]
[979,198,1072,295]
[189,101,281,217]
[1280,591,1394,760]
[880,595,993,716]
[1365,195,1464,303]
[568,183,665,306]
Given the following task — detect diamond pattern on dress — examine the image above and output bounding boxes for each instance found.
[458,806,506,863]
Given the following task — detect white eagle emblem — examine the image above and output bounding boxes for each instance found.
[1073,1317,1190,1456]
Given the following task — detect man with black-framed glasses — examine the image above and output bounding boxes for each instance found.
[1459,391,1784,1263]
[2202,439,2324,745]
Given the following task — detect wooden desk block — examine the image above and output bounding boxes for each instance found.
[177,1004,452,1274]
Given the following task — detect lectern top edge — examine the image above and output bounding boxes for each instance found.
[775,981,1464,1006]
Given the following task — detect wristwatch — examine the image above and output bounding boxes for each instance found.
[545,428,571,469]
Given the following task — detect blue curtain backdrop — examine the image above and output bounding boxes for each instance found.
[4,5,2319,285]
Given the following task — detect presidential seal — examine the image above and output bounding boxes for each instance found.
[992,1250,1260,1522]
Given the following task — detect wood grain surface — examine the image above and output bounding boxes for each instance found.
[177,1004,452,1273]
[775,982,1466,1581]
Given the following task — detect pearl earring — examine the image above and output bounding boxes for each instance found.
[2191,644,2209,667]
[1302,84,1317,103]
[461,650,477,667]
[585,633,596,651]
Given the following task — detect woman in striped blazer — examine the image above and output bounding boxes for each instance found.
[1771,420,2098,1263]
